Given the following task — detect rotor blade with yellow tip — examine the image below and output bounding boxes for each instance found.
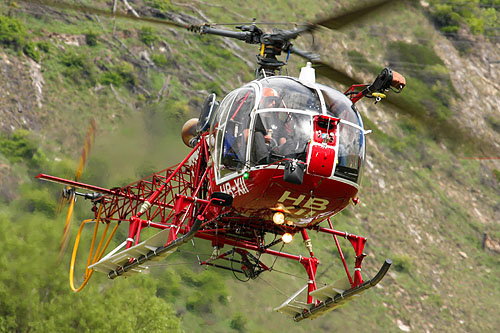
[56,119,97,262]
[75,118,97,181]
[57,192,75,262]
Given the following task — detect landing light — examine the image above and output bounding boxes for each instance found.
[273,211,285,225]
[282,233,293,244]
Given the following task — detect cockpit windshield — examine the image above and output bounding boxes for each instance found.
[319,84,360,124]
[217,87,255,178]
[251,111,312,165]
[259,78,321,111]
[212,77,366,185]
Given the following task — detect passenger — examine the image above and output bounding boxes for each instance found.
[253,88,301,164]
[223,90,253,168]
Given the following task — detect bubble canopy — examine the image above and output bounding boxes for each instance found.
[209,76,366,184]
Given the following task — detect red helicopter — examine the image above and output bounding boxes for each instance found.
[35,0,406,321]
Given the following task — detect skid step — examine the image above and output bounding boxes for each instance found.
[309,277,352,302]
[274,285,310,316]
[90,217,203,279]
[275,259,392,322]
[89,227,174,275]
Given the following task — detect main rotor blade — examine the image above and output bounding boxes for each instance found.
[279,0,399,40]
[382,94,500,157]
[291,46,359,87]
[313,61,359,88]
[17,0,190,28]
[292,46,499,156]
[311,0,399,31]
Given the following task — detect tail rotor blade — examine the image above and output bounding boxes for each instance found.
[76,119,97,181]
[56,189,69,215]
[56,119,96,262]
[57,192,76,263]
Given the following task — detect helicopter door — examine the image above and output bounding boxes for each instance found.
[216,87,255,179]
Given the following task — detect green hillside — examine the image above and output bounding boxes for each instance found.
[1,0,500,332]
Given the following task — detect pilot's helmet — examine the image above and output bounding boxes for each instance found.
[261,87,279,108]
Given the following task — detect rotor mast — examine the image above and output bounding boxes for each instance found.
[190,23,313,78]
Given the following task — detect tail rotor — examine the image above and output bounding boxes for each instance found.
[56,119,97,262]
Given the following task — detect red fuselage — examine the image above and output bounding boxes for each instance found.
[211,167,358,227]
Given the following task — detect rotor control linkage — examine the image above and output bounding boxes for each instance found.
[188,22,309,76]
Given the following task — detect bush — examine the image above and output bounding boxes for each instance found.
[428,1,499,37]
[392,254,413,274]
[151,53,168,67]
[0,15,26,50]
[0,130,38,164]
[85,31,98,46]
[493,169,500,183]
[60,51,96,84]
[431,4,462,33]
[23,41,40,62]
[37,41,51,53]
[181,269,228,313]
[100,62,137,87]
[156,270,181,298]
[230,312,247,332]
[486,115,500,134]
[148,0,175,11]
[17,187,56,217]
[139,26,158,46]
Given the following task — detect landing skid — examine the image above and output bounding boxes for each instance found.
[89,217,203,278]
[275,259,392,321]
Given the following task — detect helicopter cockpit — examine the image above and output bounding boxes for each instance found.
[210,76,366,185]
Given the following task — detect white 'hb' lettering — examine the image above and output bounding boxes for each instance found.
[304,198,329,211]
[278,191,306,206]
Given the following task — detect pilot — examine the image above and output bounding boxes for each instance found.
[259,87,280,109]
